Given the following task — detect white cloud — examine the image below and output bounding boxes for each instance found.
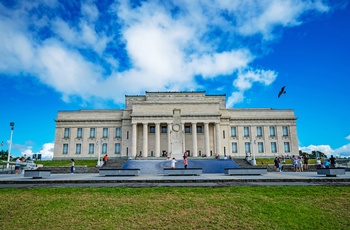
[227,69,277,107]
[0,0,331,107]
[21,143,54,160]
[233,0,329,39]
[299,143,350,158]
[346,135,350,141]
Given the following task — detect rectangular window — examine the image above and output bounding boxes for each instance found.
[283,126,289,136]
[115,127,121,138]
[245,142,251,153]
[258,142,264,153]
[271,142,277,153]
[257,126,262,137]
[90,128,95,138]
[244,127,250,137]
[185,126,191,133]
[284,142,290,153]
[149,126,155,134]
[232,142,237,153]
[161,126,167,133]
[231,127,236,137]
[103,128,108,138]
[89,143,94,154]
[102,143,107,154]
[127,131,129,139]
[63,144,68,154]
[76,144,81,154]
[77,128,82,138]
[197,126,203,133]
[115,143,120,154]
[270,126,275,137]
[64,128,70,138]
[223,130,225,139]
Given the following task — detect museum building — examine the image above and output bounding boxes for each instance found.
[53,91,298,160]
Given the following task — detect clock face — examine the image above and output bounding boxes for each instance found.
[172,124,180,132]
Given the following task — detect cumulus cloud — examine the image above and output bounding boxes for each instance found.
[227,69,277,106]
[21,143,54,160]
[300,143,350,158]
[0,0,331,108]
[346,135,350,141]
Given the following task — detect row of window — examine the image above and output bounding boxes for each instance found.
[63,141,290,155]
[63,143,121,155]
[64,127,122,139]
[231,142,290,153]
[64,125,290,139]
[230,126,289,138]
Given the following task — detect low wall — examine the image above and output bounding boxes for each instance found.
[37,166,99,174]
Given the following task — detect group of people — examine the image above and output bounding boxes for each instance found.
[316,155,336,169]
[274,154,338,172]
[274,155,310,172]
[171,152,189,169]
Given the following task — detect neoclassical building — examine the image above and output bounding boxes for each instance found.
[53,91,298,160]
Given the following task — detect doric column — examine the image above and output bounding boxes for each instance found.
[182,123,186,153]
[204,122,210,156]
[132,123,137,157]
[155,123,160,157]
[192,122,198,157]
[215,122,221,156]
[143,123,148,157]
[167,123,172,155]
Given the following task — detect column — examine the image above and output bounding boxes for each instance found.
[192,122,197,157]
[143,123,148,157]
[167,123,172,156]
[182,123,186,153]
[215,122,221,156]
[155,123,160,157]
[132,123,137,157]
[204,122,210,157]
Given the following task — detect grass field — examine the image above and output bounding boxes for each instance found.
[1,186,349,229]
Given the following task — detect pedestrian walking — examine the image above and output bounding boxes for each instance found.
[71,159,75,174]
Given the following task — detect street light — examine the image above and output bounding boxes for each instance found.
[251,139,256,166]
[7,122,15,168]
[96,140,103,167]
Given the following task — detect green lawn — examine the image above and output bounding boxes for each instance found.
[35,159,99,167]
[256,158,317,165]
[0,186,349,229]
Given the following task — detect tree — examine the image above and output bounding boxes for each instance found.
[0,150,9,160]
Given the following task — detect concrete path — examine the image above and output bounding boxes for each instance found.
[0,171,349,188]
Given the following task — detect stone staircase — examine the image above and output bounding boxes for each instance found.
[102,158,128,168]
[232,158,254,168]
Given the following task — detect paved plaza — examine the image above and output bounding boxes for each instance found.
[0,171,349,188]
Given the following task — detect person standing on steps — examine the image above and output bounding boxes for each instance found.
[183,156,188,169]
[103,154,108,166]
[171,158,177,169]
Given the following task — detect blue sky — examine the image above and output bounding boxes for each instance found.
[0,0,349,159]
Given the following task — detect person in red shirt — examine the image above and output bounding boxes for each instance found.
[103,155,108,166]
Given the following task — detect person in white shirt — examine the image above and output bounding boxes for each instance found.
[171,158,177,169]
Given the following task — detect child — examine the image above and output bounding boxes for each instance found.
[171,158,177,169]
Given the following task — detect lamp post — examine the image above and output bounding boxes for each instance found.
[7,122,15,169]
[96,140,103,167]
[251,139,256,166]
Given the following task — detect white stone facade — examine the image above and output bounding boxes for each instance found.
[53,92,298,159]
